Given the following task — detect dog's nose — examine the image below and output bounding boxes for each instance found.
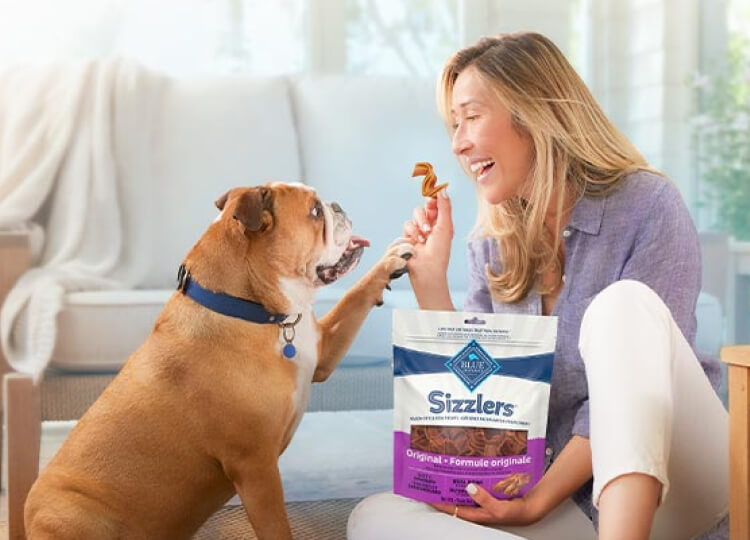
[331,202,343,214]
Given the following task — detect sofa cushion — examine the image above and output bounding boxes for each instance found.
[142,77,303,289]
[289,76,479,295]
[49,290,171,371]
[46,287,423,372]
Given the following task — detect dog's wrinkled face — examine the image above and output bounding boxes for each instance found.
[215,183,368,287]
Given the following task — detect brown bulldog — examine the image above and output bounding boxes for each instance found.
[24,183,412,539]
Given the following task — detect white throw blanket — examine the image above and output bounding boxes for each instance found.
[0,58,165,380]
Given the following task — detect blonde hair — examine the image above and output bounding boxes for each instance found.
[438,32,660,303]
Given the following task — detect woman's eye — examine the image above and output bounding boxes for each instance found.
[452,114,477,130]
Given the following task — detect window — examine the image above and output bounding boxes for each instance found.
[345,0,459,76]
[692,0,750,346]
[694,0,750,241]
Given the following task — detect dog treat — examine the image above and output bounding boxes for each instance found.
[393,309,557,505]
[412,161,448,198]
[410,425,527,457]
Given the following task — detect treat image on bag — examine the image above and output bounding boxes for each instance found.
[393,309,557,505]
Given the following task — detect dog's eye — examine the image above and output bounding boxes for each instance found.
[311,201,323,218]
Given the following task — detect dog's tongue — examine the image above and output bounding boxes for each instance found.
[350,235,370,248]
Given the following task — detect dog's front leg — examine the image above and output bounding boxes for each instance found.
[315,240,413,382]
[228,459,292,540]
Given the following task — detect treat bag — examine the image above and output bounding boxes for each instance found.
[393,309,557,505]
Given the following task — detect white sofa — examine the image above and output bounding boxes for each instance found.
[8,75,479,386]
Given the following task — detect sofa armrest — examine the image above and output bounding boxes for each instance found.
[0,227,33,375]
[721,345,750,539]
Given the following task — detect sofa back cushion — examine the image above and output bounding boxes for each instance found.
[290,76,478,294]
[140,76,302,288]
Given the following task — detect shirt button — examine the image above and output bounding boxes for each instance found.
[562,229,571,238]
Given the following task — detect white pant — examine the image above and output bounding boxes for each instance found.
[348,280,728,540]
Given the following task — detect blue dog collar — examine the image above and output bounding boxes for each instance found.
[177,264,300,357]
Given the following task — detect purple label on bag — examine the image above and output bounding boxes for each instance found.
[393,431,545,505]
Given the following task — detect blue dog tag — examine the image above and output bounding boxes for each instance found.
[283,343,296,358]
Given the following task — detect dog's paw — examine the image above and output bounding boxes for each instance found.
[381,237,414,286]
[365,238,414,307]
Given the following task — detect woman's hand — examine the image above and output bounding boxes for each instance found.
[430,436,593,528]
[403,190,453,274]
[430,483,543,526]
[401,190,455,310]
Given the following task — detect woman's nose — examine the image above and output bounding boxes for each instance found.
[451,126,470,156]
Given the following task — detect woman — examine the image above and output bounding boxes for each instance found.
[348,32,728,540]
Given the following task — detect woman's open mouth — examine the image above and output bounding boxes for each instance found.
[470,159,495,183]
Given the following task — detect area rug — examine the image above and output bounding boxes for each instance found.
[194,498,361,539]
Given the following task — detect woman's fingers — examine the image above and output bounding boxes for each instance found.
[404,196,445,245]
[466,482,494,506]
[403,220,424,243]
[463,483,504,523]
[453,506,497,525]
[412,206,430,234]
[434,188,453,233]
[429,479,535,527]
[424,197,438,225]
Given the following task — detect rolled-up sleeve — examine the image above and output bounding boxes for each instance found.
[572,399,590,439]
[463,238,493,313]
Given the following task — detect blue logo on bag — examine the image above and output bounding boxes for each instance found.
[445,340,500,392]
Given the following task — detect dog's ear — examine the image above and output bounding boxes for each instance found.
[215,190,230,211]
[234,187,274,233]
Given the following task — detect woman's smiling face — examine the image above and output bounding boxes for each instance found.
[450,66,534,205]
